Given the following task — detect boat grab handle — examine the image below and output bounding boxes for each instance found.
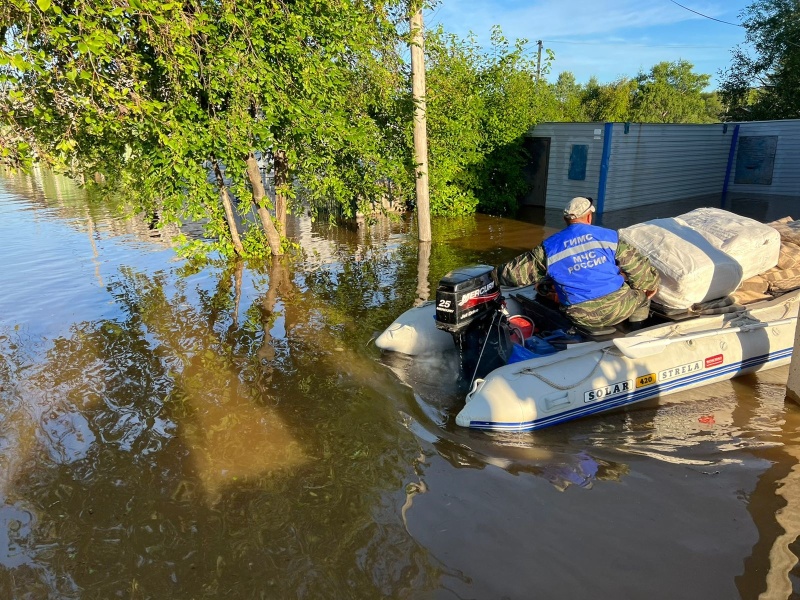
[613,317,797,359]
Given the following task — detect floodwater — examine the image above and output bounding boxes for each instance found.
[2,169,800,600]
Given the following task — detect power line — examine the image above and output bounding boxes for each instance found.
[667,0,743,27]
[540,39,730,48]
[666,0,800,49]
[424,5,443,31]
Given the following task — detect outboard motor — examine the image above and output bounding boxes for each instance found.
[434,265,511,380]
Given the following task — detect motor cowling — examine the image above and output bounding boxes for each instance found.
[435,265,503,334]
[434,265,509,380]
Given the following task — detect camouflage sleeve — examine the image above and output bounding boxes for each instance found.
[497,245,548,287]
[615,239,660,292]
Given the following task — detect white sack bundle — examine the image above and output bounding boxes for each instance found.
[676,208,781,280]
[620,218,744,310]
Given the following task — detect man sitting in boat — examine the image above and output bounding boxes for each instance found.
[497,196,660,330]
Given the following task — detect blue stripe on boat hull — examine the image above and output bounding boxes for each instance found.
[467,348,793,431]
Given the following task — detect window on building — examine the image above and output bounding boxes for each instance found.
[735,136,777,185]
[568,144,588,180]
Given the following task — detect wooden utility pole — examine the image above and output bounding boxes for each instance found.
[536,40,543,82]
[410,5,431,242]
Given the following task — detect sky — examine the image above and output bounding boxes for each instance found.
[425,0,754,90]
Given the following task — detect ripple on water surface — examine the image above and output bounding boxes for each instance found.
[5,169,800,599]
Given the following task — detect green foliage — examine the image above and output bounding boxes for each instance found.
[580,76,636,122]
[548,61,716,124]
[631,60,712,123]
[424,27,553,216]
[423,30,484,216]
[1,0,732,246]
[701,91,725,122]
[0,0,412,257]
[550,72,587,122]
[719,0,800,120]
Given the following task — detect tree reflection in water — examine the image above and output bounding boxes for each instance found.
[9,169,800,598]
[0,259,440,598]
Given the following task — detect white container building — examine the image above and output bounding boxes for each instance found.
[524,119,800,226]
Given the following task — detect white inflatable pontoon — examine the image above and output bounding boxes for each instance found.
[376,287,798,431]
[457,287,798,431]
[376,209,798,432]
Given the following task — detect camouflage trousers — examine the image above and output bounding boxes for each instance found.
[563,285,650,329]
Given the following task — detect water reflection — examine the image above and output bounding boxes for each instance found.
[0,167,181,247]
[414,241,432,307]
[0,171,441,597]
[0,502,36,570]
[383,351,633,493]
[732,373,800,599]
[434,433,630,492]
[109,266,311,499]
[5,168,800,597]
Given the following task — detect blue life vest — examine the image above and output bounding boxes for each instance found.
[541,223,623,306]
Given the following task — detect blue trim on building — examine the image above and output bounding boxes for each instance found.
[721,123,740,209]
[595,122,613,224]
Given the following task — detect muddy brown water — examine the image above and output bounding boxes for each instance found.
[2,169,800,599]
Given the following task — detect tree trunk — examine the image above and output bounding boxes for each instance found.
[213,161,245,257]
[273,148,288,234]
[245,153,283,256]
[258,257,294,369]
[232,260,243,329]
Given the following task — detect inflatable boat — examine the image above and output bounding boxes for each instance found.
[377,210,800,431]
[375,267,800,432]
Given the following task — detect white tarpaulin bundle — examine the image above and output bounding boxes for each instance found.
[679,208,781,279]
[619,208,781,310]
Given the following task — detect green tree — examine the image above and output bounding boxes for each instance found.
[630,60,711,123]
[702,91,725,122]
[475,29,554,214]
[580,76,636,122]
[551,71,587,121]
[0,0,411,258]
[720,0,800,120]
[418,29,484,216]
[424,26,553,215]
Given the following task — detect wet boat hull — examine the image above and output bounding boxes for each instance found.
[457,292,799,431]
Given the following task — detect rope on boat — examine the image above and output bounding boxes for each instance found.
[469,310,500,390]
[516,346,615,391]
[512,292,800,392]
[726,313,761,328]
[780,294,799,319]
